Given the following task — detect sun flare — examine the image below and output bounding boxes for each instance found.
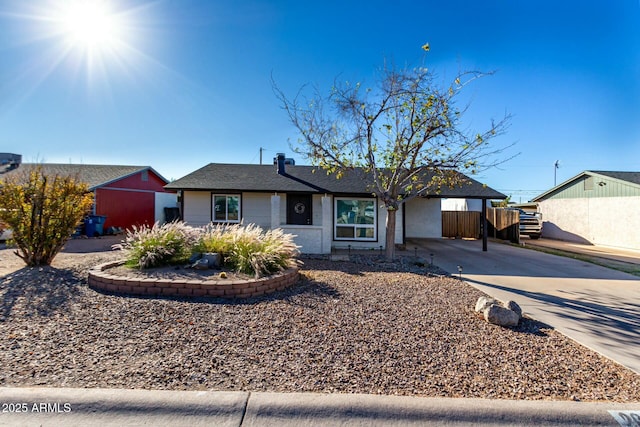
[55,0,123,51]
[2,0,166,97]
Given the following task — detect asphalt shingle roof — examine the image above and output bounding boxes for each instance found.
[166,163,506,199]
[590,171,640,186]
[2,164,166,190]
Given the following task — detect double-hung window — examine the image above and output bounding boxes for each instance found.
[334,197,376,240]
[212,194,240,222]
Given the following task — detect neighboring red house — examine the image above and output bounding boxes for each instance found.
[5,164,176,231]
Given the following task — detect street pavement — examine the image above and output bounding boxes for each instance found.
[410,238,640,375]
[1,387,639,426]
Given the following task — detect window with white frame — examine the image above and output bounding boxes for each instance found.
[334,197,376,240]
[212,194,240,222]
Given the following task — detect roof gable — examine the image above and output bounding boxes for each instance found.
[166,163,506,199]
[533,170,640,201]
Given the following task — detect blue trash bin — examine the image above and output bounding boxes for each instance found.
[93,215,107,235]
[85,215,107,237]
[84,217,97,237]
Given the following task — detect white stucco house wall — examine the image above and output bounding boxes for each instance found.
[532,170,640,250]
[440,198,484,212]
[166,156,505,254]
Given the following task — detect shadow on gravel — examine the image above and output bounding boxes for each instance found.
[512,317,551,337]
[0,266,84,321]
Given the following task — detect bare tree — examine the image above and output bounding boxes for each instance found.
[274,48,511,260]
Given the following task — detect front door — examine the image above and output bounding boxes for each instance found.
[287,194,312,225]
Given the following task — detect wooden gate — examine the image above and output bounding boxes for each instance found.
[486,207,520,243]
[441,211,481,238]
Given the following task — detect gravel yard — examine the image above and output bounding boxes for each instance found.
[1,244,639,402]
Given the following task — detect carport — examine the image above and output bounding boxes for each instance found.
[404,183,506,252]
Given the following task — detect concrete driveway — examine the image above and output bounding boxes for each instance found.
[410,238,640,375]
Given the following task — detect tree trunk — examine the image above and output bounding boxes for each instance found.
[385,208,396,261]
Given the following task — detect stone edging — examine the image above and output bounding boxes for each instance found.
[88,260,300,298]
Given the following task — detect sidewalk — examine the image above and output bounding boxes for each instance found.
[1,387,638,426]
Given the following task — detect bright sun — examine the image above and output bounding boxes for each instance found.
[56,1,122,51]
[4,0,160,92]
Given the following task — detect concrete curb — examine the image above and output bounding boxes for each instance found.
[1,387,639,426]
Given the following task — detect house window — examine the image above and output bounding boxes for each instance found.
[141,170,149,182]
[335,197,376,240]
[212,195,240,222]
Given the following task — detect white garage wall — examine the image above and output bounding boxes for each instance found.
[155,192,178,223]
[405,198,442,238]
[440,198,483,212]
[539,196,640,250]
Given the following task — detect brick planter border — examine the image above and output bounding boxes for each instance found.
[88,260,300,298]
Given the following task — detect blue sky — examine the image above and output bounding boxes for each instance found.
[1,0,639,202]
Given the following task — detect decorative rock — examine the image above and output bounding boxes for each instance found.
[193,258,210,270]
[475,296,497,313]
[505,300,523,317]
[484,304,520,327]
[202,252,221,269]
[189,253,202,264]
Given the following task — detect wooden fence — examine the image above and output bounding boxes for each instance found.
[441,211,481,239]
[441,208,520,243]
[486,207,520,243]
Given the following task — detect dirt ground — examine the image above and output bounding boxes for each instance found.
[0,235,123,276]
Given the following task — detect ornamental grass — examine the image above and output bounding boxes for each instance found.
[116,221,300,277]
[115,221,200,269]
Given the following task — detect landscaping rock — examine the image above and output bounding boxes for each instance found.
[484,304,520,327]
[506,300,523,317]
[193,258,210,270]
[202,252,221,269]
[475,296,497,313]
[1,250,639,402]
[189,253,202,264]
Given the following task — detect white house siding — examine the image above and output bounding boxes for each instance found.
[242,193,271,229]
[440,198,483,212]
[405,198,442,238]
[182,191,211,226]
[312,195,323,225]
[183,191,414,253]
[539,196,640,250]
[273,193,287,225]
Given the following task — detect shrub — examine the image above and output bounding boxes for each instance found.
[225,224,300,278]
[0,166,93,266]
[116,221,200,269]
[193,222,235,255]
[115,221,300,278]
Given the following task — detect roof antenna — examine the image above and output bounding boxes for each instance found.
[554,160,561,186]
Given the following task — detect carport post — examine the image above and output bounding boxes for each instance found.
[482,198,488,252]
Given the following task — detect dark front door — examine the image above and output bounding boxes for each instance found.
[287,194,312,225]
